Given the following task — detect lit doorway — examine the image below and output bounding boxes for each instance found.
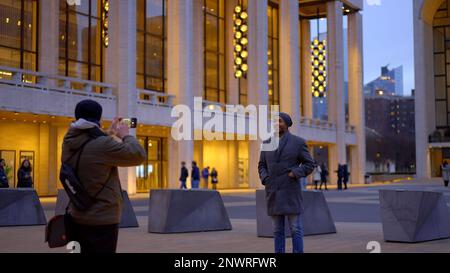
[136,136,167,192]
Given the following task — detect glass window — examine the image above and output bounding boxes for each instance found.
[434,0,450,129]
[268,2,279,107]
[136,136,167,192]
[59,0,103,84]
[136,0,167,92]
[204,0,226,104]
[0,0,38,72]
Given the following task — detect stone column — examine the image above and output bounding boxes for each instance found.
[300,19,313,119]
[39,0,59,76]
[327,0,346,183]
[279,0,301,135]
[414,0,435,179]
[38,124,58,196]
[107,0,138,194]
[348,12,366,184]
[247,0,268,189]
[166,0,195,188]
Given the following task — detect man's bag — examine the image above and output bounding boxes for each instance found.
[60,162,96,211]
[59,138,97,211]
[45,214,69,248]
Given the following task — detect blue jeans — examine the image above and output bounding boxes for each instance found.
[180,180,187,189]
[191,180,200,189]
[271,214,304,253]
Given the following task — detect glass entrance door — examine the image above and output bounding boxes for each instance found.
[136,136,167,192]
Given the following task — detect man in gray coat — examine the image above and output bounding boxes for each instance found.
[258,112,315,253]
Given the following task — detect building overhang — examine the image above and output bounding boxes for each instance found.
[299,0,361,20]
[429,142,450,149]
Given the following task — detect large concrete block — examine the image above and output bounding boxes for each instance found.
[256,190,336,237]
[0,189,47,227]
[148,190,232,233]
[55,189,139,228]
[379,190,450,243]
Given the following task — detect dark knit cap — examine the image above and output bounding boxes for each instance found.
[279,112,293,128]
[75,100,103,125]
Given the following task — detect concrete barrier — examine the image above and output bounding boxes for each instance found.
[379,189,450,243]
[0,189,47,227]
[256,190,336,237]
[148,190,232,233]
[55,189,139,228]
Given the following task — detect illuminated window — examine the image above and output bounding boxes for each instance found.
[136,0,167,93]
[0,0,38,74]
[268,2,279,106]
[204,0,226,104]
[59,0,103,85]
[433,0,450,128]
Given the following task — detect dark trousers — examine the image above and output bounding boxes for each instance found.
[68,218,119,254]
[337,177,343,190]
[319,180,328,190]
[445,180,449,187]
[343,179,348,190]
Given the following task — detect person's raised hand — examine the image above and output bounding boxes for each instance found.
[107,117,120,136]
[115,121,130,140]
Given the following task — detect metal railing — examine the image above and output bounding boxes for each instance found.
[0,66,115,100]
[300,117,336,131]
[137,89,175,108]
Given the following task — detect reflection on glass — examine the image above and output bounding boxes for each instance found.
[203,0,226,104]
[433,0,450,128]
[0,0,38,71]
[136,0,167,92]
[268,2,279,106]
[59,0,103,84]
[136,136,167,192]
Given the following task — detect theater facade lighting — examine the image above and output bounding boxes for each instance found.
[102,0,110,48]
[233,3,248,79]
[311,39,327,98]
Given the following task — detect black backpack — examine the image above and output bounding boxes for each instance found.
[59,137,112,211]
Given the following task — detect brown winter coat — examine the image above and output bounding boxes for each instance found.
[61,127,146,225]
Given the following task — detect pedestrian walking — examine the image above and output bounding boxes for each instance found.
[179,161,189,189]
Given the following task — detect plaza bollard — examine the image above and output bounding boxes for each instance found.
[55,189,139,228]
[148,189,232,233]
[0,188,47,227]
[256,190,337,237]
[379,189,450,243]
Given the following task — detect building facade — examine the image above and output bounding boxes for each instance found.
[0,0,365,196]
[364,65,404,97]
[414,0,450,178]
[365,93,416,174]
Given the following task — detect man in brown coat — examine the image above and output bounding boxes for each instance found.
[62,100,146,253]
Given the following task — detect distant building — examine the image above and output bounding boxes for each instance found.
[365,65,404,97]
[365,92,416,173]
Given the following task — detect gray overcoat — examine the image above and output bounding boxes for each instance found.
[258,132,315,216]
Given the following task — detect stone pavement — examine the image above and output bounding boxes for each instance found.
[1,179,450,253]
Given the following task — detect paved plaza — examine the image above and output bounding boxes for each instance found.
[1,179,450,253]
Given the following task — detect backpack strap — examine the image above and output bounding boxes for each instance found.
[65,137,115,213]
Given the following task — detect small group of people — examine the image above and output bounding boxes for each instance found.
[179,162,219,190]
[311,162,329,190]
[336,164,350,190]
[0,158,34,189]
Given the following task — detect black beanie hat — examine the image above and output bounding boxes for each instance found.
[279,112,293,128]
[75,100,103,125]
